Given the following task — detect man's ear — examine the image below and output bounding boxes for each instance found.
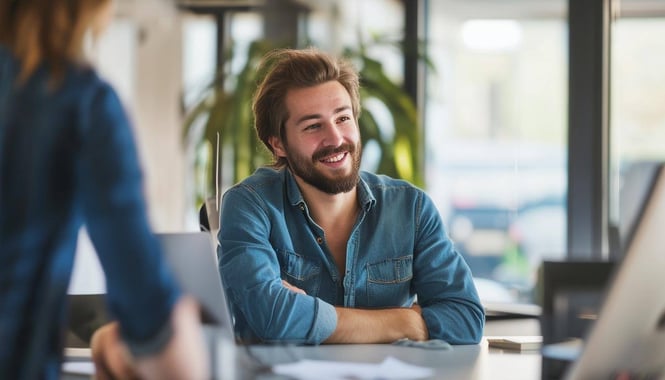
[269,136,287,158]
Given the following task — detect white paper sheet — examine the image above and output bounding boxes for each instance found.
[272,356,434,380]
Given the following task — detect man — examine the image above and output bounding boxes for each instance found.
[218,48,484,345]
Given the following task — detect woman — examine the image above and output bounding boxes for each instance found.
[0,1,208,378]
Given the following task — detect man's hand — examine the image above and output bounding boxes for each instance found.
[90,296,209,380]
[407,304,429,341]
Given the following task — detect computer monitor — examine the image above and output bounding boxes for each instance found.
[615,160,664,257]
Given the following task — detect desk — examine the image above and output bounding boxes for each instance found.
[62,319,542,379]
[62,339,540,380]
[226,338,540,380]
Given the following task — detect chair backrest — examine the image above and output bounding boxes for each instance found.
[66,294,108,347]
[539,260,615,345]
[538,260,615,380]
[199,202,210,232]
[199,197,220,245]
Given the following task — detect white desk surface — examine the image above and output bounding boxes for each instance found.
[228,338,540,380]
[62,339,540,380]
[62,319,542,379]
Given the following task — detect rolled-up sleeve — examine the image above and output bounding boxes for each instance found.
[412,192,485,344]
[308,299,337,343]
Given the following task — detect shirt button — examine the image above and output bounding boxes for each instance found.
[316,236,323,244]
[299,204,305,211]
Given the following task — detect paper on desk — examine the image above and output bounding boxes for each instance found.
[272,356,434,380]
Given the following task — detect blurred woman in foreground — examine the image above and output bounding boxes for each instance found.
[0,1,208,378]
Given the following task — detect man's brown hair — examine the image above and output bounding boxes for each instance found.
[252,48,361,168]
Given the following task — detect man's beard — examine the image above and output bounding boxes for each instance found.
[285,142,362,194]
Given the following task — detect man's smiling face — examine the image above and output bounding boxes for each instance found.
[271,80,361,194]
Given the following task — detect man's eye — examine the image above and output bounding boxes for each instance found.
[338,116,351,123]
[304,123,320,131]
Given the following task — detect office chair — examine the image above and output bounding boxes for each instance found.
[199,198,221,251]
[538,260,616,380]
[66,294,109,348]
[199,197,220,233]
[538,260,615,344]
[199,202,210,232]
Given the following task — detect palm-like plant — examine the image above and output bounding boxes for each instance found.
[182,41,272,207]
[345,43,423,187]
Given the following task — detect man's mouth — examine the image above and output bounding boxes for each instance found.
[320,152,347,163]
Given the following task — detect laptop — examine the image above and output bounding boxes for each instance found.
[67,232,269,376]
[557,164,665,379]
[156,232,232,333]
[157,232,267,378]
[65,232,235,351]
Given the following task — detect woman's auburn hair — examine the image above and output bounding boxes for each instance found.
[0,0,112,83]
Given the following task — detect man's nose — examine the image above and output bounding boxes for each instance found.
[322,122,344,146]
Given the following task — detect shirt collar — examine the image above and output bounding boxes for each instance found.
[284,169,376,211]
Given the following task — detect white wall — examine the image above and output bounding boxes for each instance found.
[70,1,188,294]
[95,0,186,232]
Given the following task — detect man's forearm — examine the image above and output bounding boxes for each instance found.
[324,306,428,344]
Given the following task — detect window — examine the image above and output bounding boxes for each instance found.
[425,0,568,303]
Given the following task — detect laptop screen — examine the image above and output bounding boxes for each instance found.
[156,232,234,337]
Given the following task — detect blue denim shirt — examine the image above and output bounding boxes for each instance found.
[218,168,484,345]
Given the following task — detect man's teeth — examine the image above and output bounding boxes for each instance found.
[321,153,345,163]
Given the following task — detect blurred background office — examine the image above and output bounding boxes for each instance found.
[69,0,665,309]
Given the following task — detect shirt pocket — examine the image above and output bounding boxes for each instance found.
[366,255,413,307]
[279,250,321,296]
